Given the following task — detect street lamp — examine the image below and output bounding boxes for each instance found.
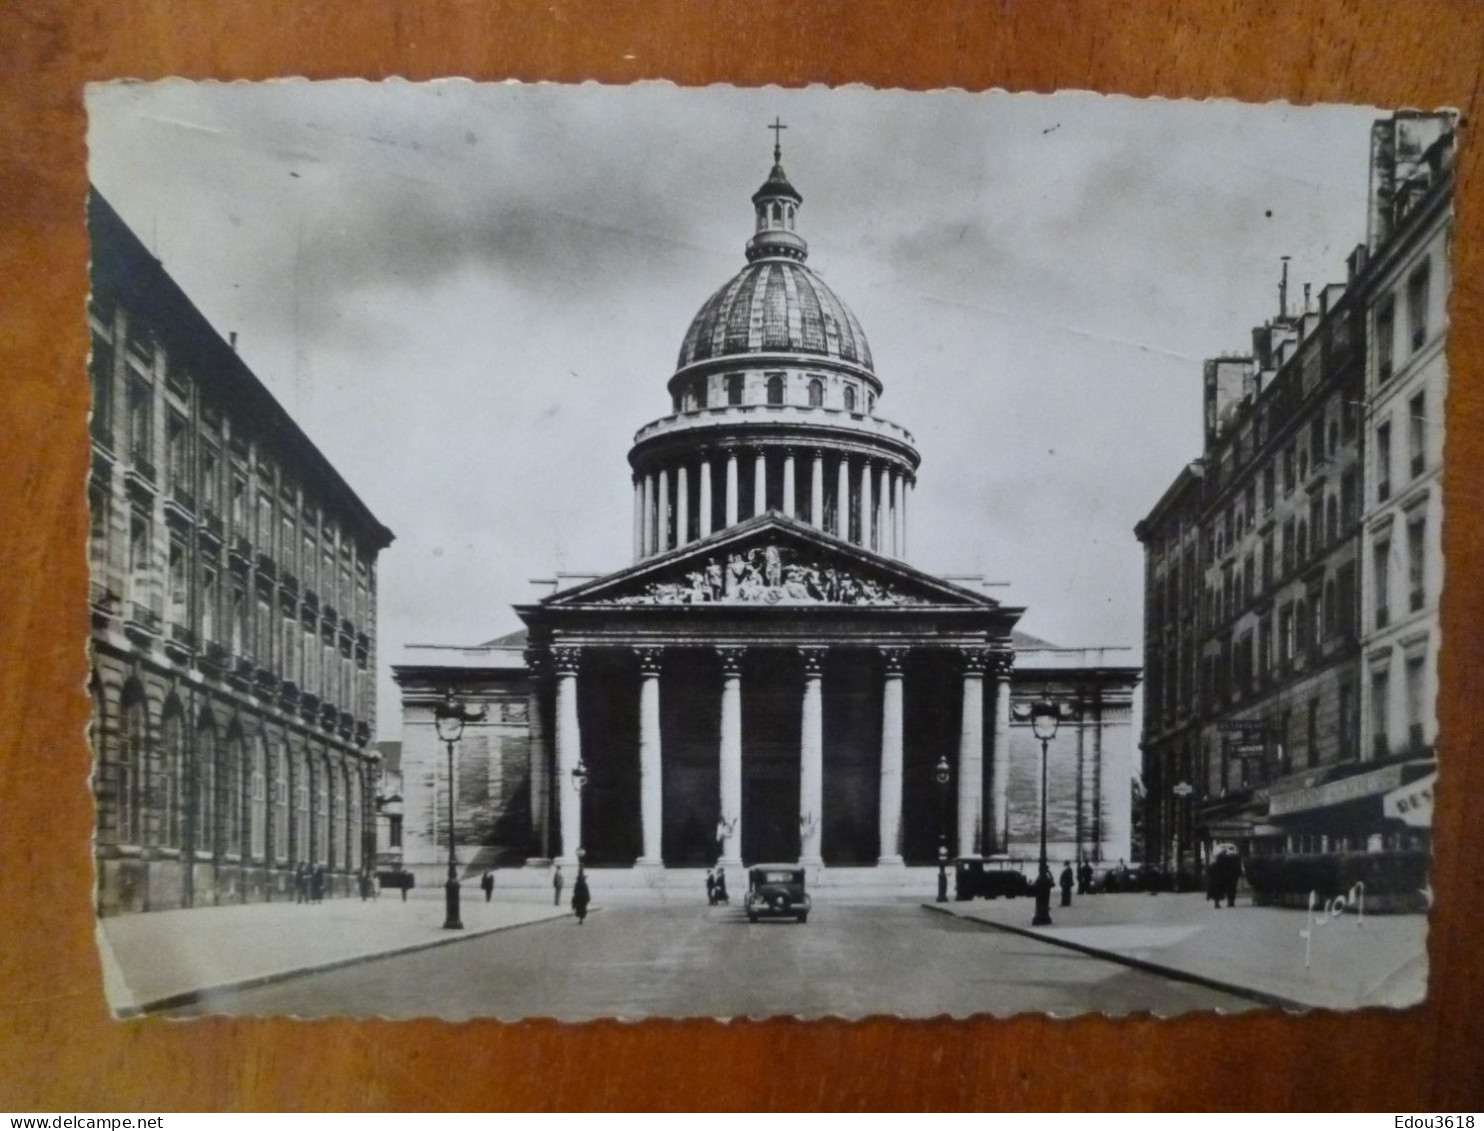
[1030,698,1060,927]
[571,757,589,872]
[434,689,485,930]
[934,754,951,902]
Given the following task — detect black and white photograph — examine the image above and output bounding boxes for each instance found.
[83,81,1452,1020]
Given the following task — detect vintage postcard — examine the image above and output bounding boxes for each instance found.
[84,82,1449,1019]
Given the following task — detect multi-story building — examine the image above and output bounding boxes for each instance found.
[1355,112,1453,844]
[1136,110,1451,885]
[88,191,395,915]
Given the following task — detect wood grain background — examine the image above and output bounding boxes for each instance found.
[2,0,1482,1112]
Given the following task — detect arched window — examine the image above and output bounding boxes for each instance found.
[727,374,744,405]
[1297,520,1308,565]
[250,734,267,860]
[294,748,310,864]
[671,391,682,414]
[1327,496,1339,545]
[695,378,708,410]
[844,385,857,412]
[770,202,782,224]
[223,731,243,856]
[314,757,329,866]
[348,765,362,873]
[195,720,216,856]
[808,378,823,407]
[867,392,876,414]
[160,706,184,849]
[787,205,795,230]
[120,692,146,845]
[766,375,784,405]
[271,742,288,863]
[328,760,341,869]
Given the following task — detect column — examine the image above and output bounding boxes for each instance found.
[717,647,744,869]
[782,449,797,519]
[990,650,1013,854]
[657,465,670,553]
[553,647,583,866]
[860,460,875,550]
[896,474,908,561]
[877,647,906,866]
[799,647,826,867]
[636,648,664,866]
[725,450,739,528]
[753,448,767,517]
[523,648,552,864]
[699,455,713,539]
[641,472,655,559]
[837,455,851,540]
[886,470,900,558]
[676,463,691,547]
[957,648,987,857]
[632,476,643,562]
[810,450,825,530]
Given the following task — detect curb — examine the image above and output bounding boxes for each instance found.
[922,903,1311,1012]
[116,908,580,1018]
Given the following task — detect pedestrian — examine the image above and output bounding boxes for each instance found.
[481,869,495,903]
[552,864,565,907]
[1207,850,1230,909]
[572,869,591,925]
[705,868,717,905]
[295,862,309,904]
[311,863,325,904]
[714,867,729,905]
[1059,862,1074,908]
[1078,859,1093,896]
[1222,850,1241,908]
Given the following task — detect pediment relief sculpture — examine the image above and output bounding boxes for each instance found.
[599,543,928,606]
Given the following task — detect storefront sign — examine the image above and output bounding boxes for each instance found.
[1269,763,1408,817]
[1382,772,1436,828]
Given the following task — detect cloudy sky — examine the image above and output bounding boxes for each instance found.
[86,82,1380,738]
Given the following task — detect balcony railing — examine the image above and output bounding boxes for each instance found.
[127,602,161,634]
[199,507,224,540]
[169,622,195,647]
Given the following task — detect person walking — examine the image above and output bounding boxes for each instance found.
[1059,862,1075,908]
[552,864,565,907]
[1077,859,1093,896]
[714,867,729,905]
[481,870,495,903]
[705,868,717,905]
[572,869,591,925]
[295,862,309,904]
[311,863,325,904]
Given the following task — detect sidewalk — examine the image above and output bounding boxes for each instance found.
[928,891,1428,1011]
[98,892,572,1017]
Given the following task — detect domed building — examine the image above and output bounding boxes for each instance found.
[393,142,1139,885]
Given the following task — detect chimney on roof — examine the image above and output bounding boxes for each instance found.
[1279,256,1291,320]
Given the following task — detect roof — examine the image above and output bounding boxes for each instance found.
[676,258,874,373]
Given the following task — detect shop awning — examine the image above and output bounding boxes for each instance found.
[1268,759,1434,819]
[1382,771,1436,827]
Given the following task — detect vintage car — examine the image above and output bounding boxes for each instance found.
[954,855,1032,901]
[745,864,811,923]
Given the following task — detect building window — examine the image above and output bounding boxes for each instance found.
[808,378,823,407]
[1373,538,1391,629]
[223,735,243,857]
[1376,297,1395,383]
[166,412,189,498]
[128,510,151,600]
[231,474,248,535]
[1339,682,1355,757]
[766,374,784,405]
[1376,421,1392,502]
[1407,512,1426,612]
[1326,495,1339,546]
[843,385,857,412]
[695,378,708,410]
[272,743,289,863]
[90,335,115,445]
[1306,699,1320,768]
[200,444,220,515]
[1258,613,1272,681]
[1370,666,1391,759]
[201,565,217,645]
[295,751,311,863]
[671,390,682,414]
[1263,465,1275,513]
[127,379,153,469]
[1409,392,1427,478]
[160,710,183,850]
[231,585,248,656]
[167,539,187,627]
[1309,417,1326,465]
[1341,468,1359,528]
[1405,653,1427,754]
[1261,533,1274,592]
[1283,444,1296,494]
[250,735,267,861]
[89,480,110,580]
[726,374,744,405]
[1282,518,1295,576]
[1279,602,1295,667]
[1407,260,1431,351]
[1309,495,1324,554]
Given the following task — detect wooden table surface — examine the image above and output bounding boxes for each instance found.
[2,0,1482,1112]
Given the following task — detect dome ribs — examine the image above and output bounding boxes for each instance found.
[723,265,763,356]
[793,267,828,355]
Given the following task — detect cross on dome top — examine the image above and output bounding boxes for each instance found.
[746,120,806,263]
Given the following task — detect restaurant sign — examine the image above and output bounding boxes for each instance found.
[1268,762,1408,817]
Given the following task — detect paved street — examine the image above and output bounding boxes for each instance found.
[165,898,1254,1020]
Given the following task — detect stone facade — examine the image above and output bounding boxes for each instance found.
[88,191,394,915]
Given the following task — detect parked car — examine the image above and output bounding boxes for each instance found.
[954,856,1032,900]
[745,864,811,923]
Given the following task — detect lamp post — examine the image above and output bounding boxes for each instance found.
[434,689,485,930]
[1030,698,1060,927]
[571,757,589,873]
[1172,780,1194,892]
[934,754,951,902]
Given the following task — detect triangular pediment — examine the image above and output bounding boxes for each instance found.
[542,514,1001,609]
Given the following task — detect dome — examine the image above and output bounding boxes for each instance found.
[676,259,874,372]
